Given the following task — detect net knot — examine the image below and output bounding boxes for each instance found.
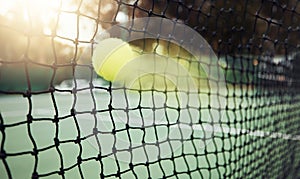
[96,154,101,161]
[54,138,60,146]
[31,172,38,179]
[74,136,81,144]
[27,114,33,123]
[0,150,6,159]
[23,90,32,98]
[52,115,59,123]
[58,168,65,175]
[0,123,4,131]
[93,128,98,135]
[77,156,82,164]
[31,148,38,156]
[70,108,76,116]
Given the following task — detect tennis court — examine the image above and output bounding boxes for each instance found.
[1,0,300,178]
[1,85,300,178]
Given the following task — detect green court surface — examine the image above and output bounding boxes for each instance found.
[1,86,299,178]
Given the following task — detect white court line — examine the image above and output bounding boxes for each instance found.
[3,109,300,141]
[79,112,300,141]
[191,124,300,141]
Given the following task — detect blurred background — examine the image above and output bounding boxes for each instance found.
[0,0,299,92]
[0,1,300,179]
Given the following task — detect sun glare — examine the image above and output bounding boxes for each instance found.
[0,0,98,45]
[0,0,14,16]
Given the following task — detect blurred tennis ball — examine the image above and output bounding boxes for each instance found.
[130,39,208,88]
[92,38,140,82]
[92,38,208,88]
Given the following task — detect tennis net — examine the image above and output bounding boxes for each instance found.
[0,0,300,178]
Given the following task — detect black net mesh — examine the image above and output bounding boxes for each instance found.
[0,0,300,178]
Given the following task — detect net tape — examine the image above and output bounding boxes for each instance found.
[0,0,300,178]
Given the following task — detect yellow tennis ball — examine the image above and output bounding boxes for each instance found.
[92,38,140,82]
[92,38,208,89]
[153,39,208,88]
